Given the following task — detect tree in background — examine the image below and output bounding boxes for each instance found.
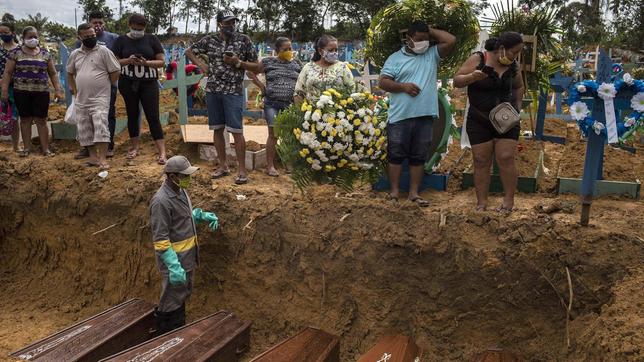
[77,0,114,21]
[2,13,16,24]
[44,22,77,40]
[132,0,173,33]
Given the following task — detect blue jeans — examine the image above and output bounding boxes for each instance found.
[206,92,244,133]
[263,100,291,127]
[387,116,434,166]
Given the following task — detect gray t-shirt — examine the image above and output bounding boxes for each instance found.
[261,57,302,104]
[66,45,120,107]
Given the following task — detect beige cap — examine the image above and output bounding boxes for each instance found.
[164,155,199,175]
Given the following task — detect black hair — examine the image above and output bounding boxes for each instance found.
[407,21,430,36]
[88,11,105,21]
[77,23,92,35]
[0,22,15,32]
[22,26,37,38]
[312,34,337,62]
[128,13,147,26]
[275,37,290,51]
[484,32,523,51]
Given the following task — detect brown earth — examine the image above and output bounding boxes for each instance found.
[0,93,642,361]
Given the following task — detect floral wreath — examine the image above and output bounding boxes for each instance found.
[568,73,644,142]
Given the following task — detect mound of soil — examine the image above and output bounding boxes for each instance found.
[0,133,642,361]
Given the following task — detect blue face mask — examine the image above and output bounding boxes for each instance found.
[0,34,13,43]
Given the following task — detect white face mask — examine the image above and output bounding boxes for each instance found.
[411,40,430,54]
[129,29,145,39]
[24,38,39,48]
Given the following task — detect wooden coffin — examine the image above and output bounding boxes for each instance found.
[250,327,340,362]
[358,335,423,362]
[468,348,524,362]
[10,299,156,362]
[101,310,251,362]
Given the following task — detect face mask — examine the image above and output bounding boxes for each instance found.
[24,38,39,48]
[129,29,145,39]
[0,34,13,43]
[410,40,430,54]
[221,25,235,36]
[82,37,98,48]
[323,50,338,64]
[278,50,294,62]
[499,48,514,65]
[172,175,191,189]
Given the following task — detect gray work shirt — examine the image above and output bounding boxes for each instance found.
[149,181,198,273]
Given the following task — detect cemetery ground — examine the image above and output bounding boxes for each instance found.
[0,90,642,361]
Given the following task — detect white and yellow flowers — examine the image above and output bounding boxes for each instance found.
[597,82,617,100]
[296,89,387,173]
[570,101,590,121]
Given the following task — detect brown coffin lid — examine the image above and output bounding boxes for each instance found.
[358,335,423,362]
[250,327,340,362]
[101,310,252,362]
[10,299,156,362]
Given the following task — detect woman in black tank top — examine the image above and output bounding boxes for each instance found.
[453,32,524,212]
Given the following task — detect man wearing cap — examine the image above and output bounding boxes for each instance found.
[149,155,219,334]
[186,10,258,184]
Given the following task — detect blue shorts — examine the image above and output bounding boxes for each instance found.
[263,100,291,127]
[387,116,434,166]
[206,92,244,133]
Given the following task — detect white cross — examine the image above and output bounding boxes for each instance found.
[377,353,392,362]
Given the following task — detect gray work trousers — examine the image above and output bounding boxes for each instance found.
[158,270,195,313]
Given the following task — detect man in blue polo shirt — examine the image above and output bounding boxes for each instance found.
[74,11,119,160]
[379,21,455,207]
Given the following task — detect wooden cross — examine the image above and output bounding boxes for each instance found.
[550,72,574,115]
[579,49,630,225]
[162,49,203,126]
[54,41,72,107]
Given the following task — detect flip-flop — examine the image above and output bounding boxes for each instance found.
[43,150,55,157]
[18,150,30,157]
[266,169,280,177]
[157,156,167,165]
[84,160,100,167]
[475,205,487,211]
[409,197,430,207]
[386,193,399,202]
[126,149,139,159]
[496,205,514,214]
[234,175,249,185]
[211,169,230,179]
[99,163,110,171]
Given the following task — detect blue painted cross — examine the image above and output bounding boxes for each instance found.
[579,49,631,225]
[54,41,72,107]
[534,72,574,144]
[162,49,203,126]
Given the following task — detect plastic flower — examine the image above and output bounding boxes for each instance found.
[304,111,311,121]
[592,121,605,135]
[597,83,616,100]
[576,84,586,93]
[624,117,636,127]
[570,101,590,121]
[623,73,634,85]
[312,110,322,122]
[631,92,644,112]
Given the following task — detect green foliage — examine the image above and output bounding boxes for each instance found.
[44,22,77,41]
[77,0,114,21]
[2,13,16,24]
[131,0,173,32]
[365,0,479,77]
[483,1,563,91]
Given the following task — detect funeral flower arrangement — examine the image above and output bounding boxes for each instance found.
[568,74,644,143]
[275,88,389,190]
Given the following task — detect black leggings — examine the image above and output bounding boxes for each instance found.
[118,78,164,140]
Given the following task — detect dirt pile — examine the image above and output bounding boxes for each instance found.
[0,146,642,361]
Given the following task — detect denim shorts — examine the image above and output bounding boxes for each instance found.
[387,116,435,166]
[206,92,244,133]
[263,100,291,127]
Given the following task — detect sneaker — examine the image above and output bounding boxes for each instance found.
[74,148,90,159]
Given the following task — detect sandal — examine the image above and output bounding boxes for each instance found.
[386,193,399,202]
[409,196,430,207]
[126,149,139,159]
[266,169,280,177]
[475,205,487,211]
[99,163,110,171]
[18,150,30,157]
[84,160,100,167]
[234,175,249,185]
[211,169,230,179]
[43,150,55,157]
[157,155,167,165]
[496,205,514,214]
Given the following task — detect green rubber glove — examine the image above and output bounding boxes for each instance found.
[192,208,218,231]
[159,248,186,285]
